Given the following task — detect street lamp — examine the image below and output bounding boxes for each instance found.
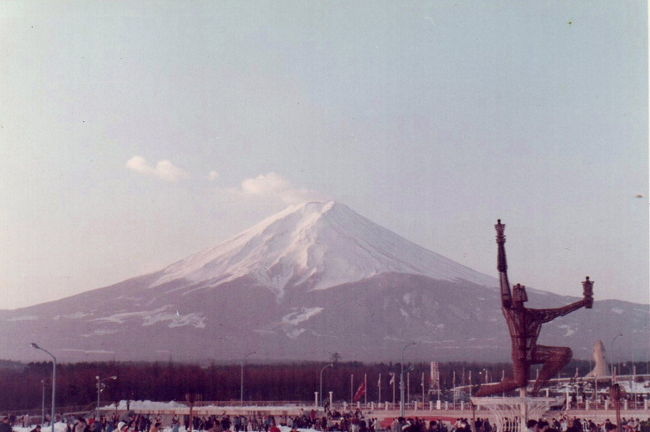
[96,375,117,417]
[319,363,333,407]
[400,342,417,417]
[240,351,255,406]
[41,380,46,426]
[31,343,56,432]
[610,333,623,381]
[479,368,488,384]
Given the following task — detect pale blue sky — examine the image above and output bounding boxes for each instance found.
[1,1,647,309]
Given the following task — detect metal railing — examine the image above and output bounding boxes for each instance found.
[7,398,649,418]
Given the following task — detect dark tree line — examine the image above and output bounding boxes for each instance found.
[2,358,642,411]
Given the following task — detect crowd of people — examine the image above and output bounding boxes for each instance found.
[471,416,650,432]
[1,412,650,432]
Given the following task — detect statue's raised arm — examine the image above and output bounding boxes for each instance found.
[531,277,594,323]
[495,219,513,308]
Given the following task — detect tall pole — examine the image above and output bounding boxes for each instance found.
[400,342,416,417]
[240,351,255,406]
[96,376,117,418]
[633,364,637,408]
[378,373,382,404]
[407,372,410,404]
[610,333,623,382]
[41,380,45,426]
[52,359,56,432]
[421,372,425,406]
[452,370,456,408]
[350,374,354,404]
[364,374,367,405]
[319,363,333,407]
[32,343,56,432]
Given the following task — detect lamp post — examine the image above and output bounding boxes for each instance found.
[400,342,416,417]
[319,363,333,407]
[240,351,255,406]
[610,333,623,381]
[452,370,457,408]
[41,380,45,426]
[31,343,56,432]
[96,375,117,417]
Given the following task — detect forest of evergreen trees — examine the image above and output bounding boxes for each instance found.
[1,358,636,412]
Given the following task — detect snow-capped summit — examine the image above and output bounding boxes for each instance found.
[153,201,497,296]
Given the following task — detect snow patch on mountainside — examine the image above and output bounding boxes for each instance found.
[54,312,92,320]
[168,313,206,329]
[558,324,576,337]
[82,328,119,337]
[93,307,169,324]
[152,201,496,298]
[93,306,205,328]
[286,328,306,338]
[60,349,115,354]
[281,307,324,325]
[5,315,38,321]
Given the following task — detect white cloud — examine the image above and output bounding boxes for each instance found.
[207,170,220,181]
[236,172,325,204]
[126,156,188,182]
[241,172,290,195]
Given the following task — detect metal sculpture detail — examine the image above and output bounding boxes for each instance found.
[476,220,594,396]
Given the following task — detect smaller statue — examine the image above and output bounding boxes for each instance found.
[476,220,594,397]
[585,340,608,378]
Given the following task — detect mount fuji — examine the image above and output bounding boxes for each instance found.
[1,201,648,362]
[154,201,496,297]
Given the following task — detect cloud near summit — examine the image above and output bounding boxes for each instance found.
[126,156,188,182]
[237,172,326,204]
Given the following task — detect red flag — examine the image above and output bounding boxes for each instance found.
[353,382,366,402]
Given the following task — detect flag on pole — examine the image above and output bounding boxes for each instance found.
[378,373,381,387]
[389,373,395,385]
[364,373,367,404]
[353,382,367,402]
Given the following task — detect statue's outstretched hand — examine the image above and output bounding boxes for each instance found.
[582,276,594,309]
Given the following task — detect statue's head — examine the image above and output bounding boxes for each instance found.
[512,283,528,306]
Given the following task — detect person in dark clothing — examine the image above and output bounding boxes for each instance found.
[0,418,12,432]
[221,416,231,432]
[567,419,582,432]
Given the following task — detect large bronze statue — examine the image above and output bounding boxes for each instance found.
[476,220,594,396]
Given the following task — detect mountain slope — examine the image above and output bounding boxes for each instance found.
[0,201,647,363]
